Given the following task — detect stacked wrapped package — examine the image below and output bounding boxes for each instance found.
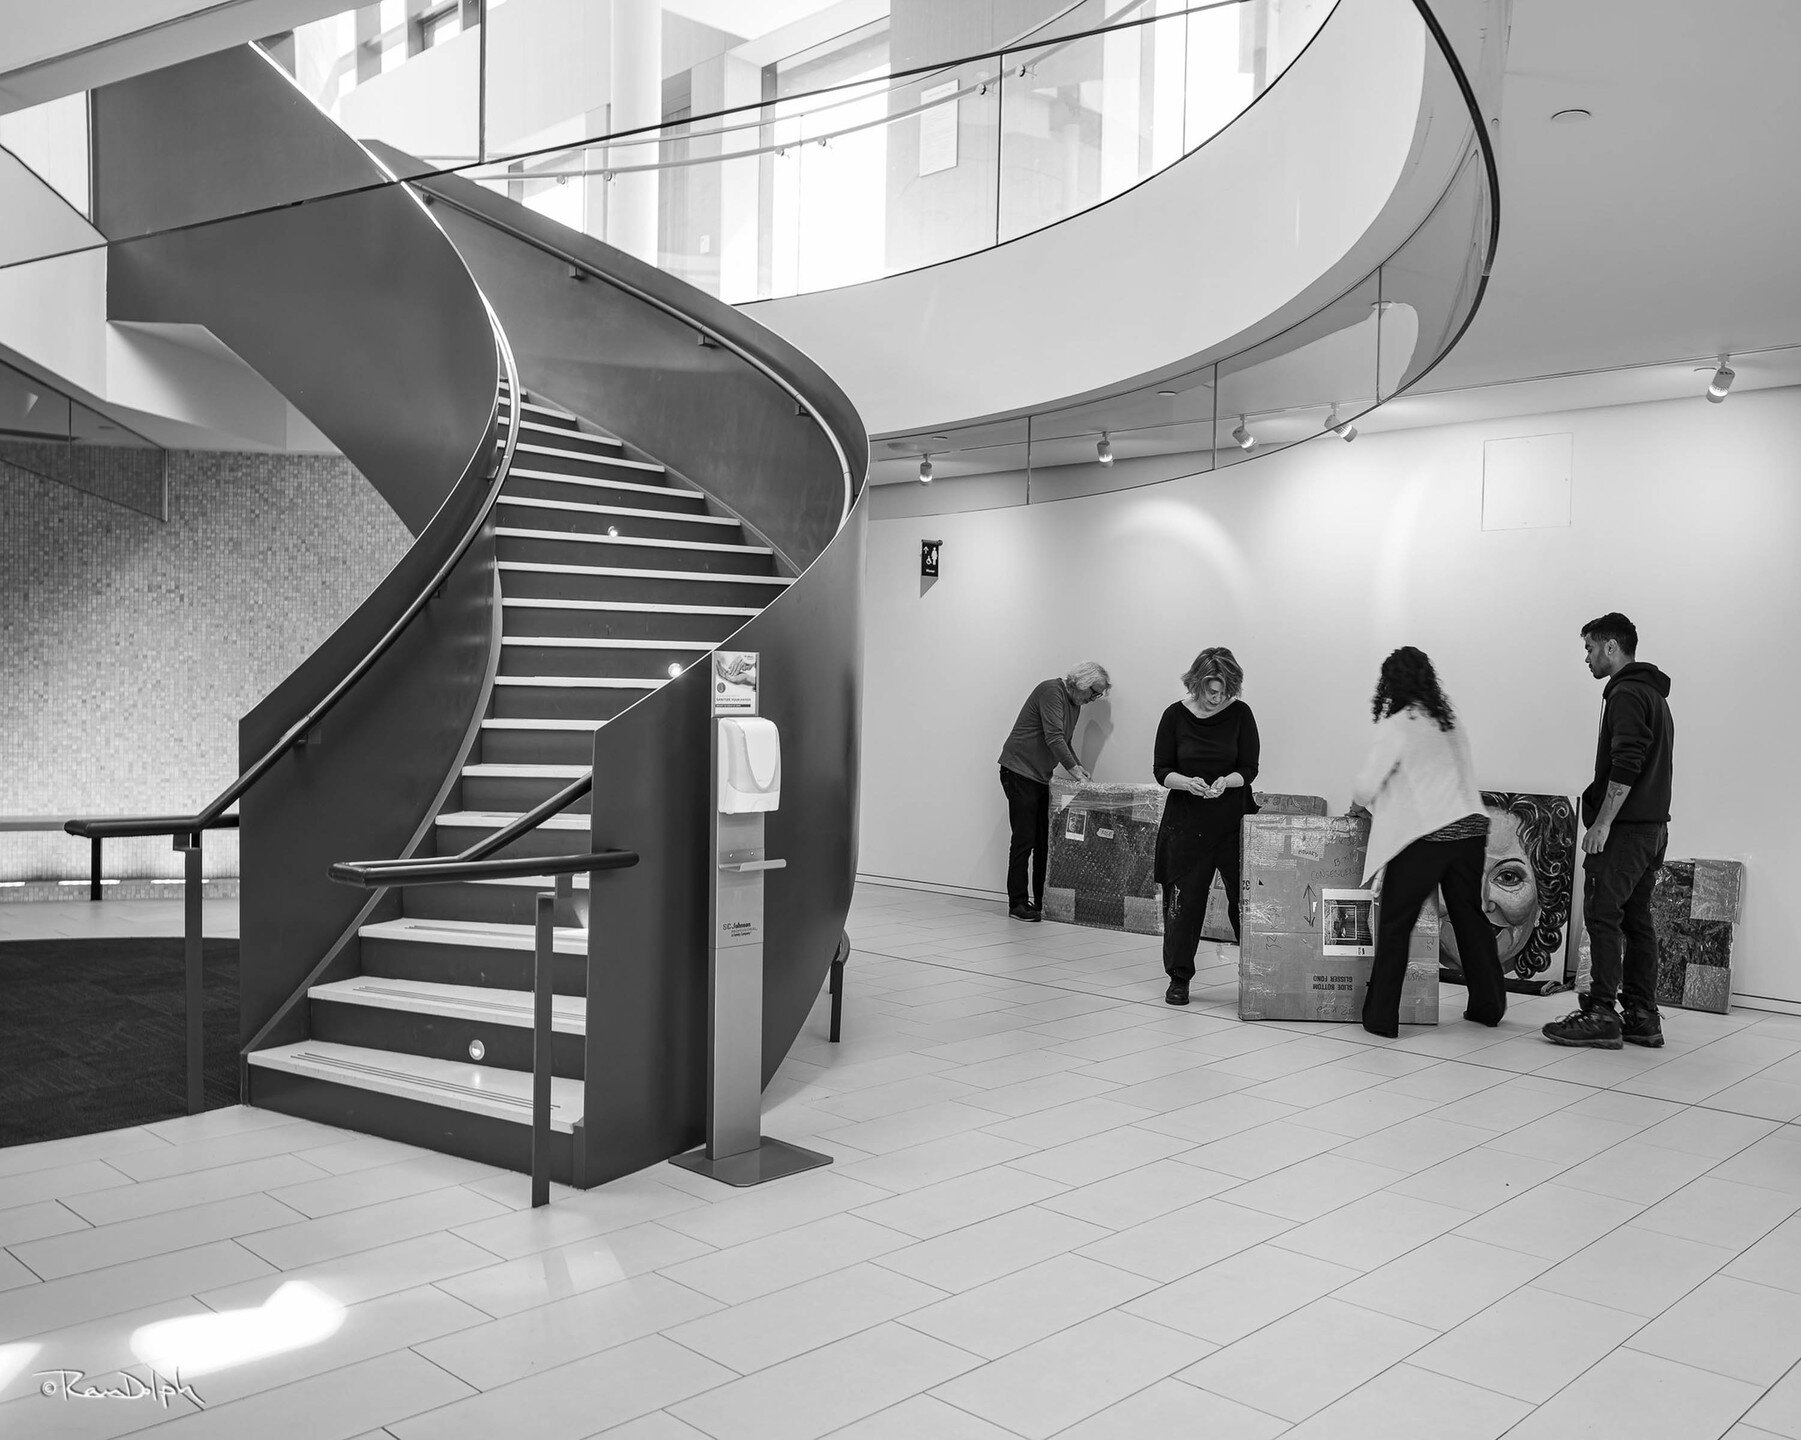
[1044,785,1329,938]
[1042,782,1166,933]
[1575,858,1745,1014]
[1238,814,1440,1024]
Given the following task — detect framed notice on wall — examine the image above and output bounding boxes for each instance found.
[919,80,959,176]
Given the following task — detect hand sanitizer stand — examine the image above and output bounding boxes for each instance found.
[671,653,832,1186]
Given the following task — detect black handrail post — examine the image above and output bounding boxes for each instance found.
[90,836,103,901]
[175,830,204,1114]
[531,886,554,1208]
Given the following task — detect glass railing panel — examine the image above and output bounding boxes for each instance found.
[0,92,91,218]
[1376,137,1490,397]
[869,416,1029,487]
[881,58,1004,285]
[0,356,168,519]
[274,2,481,173]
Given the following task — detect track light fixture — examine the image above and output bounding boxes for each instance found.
[1096,432,1114,466]
[1231,417,1254,450]
[1707,356,1735,403]
[1326,406,1358,442]
[918,454,934,483]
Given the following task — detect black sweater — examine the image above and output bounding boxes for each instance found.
[1583,662,1675,825]
[1153,699,1261,839]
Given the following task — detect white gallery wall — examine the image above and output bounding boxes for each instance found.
[859,385,1801,1005]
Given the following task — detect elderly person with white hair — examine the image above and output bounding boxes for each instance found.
[998,662,1111,922]
[1154,646,1260,1004]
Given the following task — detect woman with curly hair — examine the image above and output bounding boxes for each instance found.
[1350,647,1506,1036]
[1153,646,1260,1005]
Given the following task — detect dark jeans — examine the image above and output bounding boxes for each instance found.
[1365,834,1506,1036]
[1583,821,1668,1014]
[1162,832,1240,981]
[999,767,1050,908]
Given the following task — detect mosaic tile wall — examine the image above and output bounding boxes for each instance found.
[0,451,411,883]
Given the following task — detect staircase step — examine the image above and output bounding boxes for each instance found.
[248,1041,583,1132]
[501,598,753,642]
[359,912,591,991]
[492,674,659,721]
[515,420,620,454]
[499,561,792,607]
[462,762,593,815]
[479,719,601,766]
[361,916,588,953]
[496,496,738,543]
[499,637,710,679]
[311,976,586,1032]
[432,808,589,861]
[514,443,663,479]
[497,528,775,575]
[506,470,707,513]
[405,872,591,926]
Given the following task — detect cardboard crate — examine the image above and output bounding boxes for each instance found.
[1237,814,1440,1024]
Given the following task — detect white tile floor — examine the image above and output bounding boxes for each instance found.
[5,884,1801,1437]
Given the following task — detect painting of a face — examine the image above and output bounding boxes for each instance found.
[1440,794,1575,986]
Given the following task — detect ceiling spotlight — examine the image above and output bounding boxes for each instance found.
[918,454,934,483]
[1096,432,1114,467]
[1325,406,1358,442]
[1707,356,1735,403]
[1231,417,1254,450]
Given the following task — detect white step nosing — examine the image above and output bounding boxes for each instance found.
[515,443,663,472]
[462,763,589,778]
[494,675,659,690]
[499,561,792,586]
[507,468,702,501]
[498,526,771,557]
[248,1041,582,1132]
[502,598,759,616]
[361,917,587,953]
[481,718,606,731]
[517,420,621,449]
[310,977,585,1035]
[499,496,736,526]
[503,636,712,651]
[435,810,589,830]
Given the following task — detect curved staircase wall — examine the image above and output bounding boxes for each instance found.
[89,47,506,1055]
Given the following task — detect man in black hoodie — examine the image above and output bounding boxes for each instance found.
[1543,613,1676,1049]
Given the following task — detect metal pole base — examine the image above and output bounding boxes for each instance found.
[669,1136,832,1188]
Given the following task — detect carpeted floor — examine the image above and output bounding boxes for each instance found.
[0,937,240,1148]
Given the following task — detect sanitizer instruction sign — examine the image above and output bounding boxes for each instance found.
[712,651,759,716]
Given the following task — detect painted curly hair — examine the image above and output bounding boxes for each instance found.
[1485,791,1577,979]
[1371,646,1456,732]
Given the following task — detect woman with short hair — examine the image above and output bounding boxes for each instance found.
[1351,646,1507,1037]
[1153,647,1259,1005]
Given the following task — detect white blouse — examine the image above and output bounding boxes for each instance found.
[1350,706,1486,883]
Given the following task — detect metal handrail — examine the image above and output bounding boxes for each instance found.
[330,847,640,1207]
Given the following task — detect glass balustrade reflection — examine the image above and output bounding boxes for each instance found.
[0,358,167,519]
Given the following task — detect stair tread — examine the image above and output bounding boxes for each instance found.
[504,636,713,650]
[507,468,701,499]
[493,675,660,689]
[502,598,759,615]
[500,496,736,525]
[516,420,620,449]
[362,916,587,952]
[310,976,586,1033]
[516,443,662,472]
[435,810,589,830]
[498,526,771,556]
[500,561,792,585]
[462,763,590,777]
[481,718,606,731]
[249,1040,582,1132]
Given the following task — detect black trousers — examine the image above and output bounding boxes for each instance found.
[1584,821,1667,1014]
[999,767,1050,908]
[1162,831,1240,981]
[1364,834,1506,1036]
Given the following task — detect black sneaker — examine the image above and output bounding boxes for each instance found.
[1165,980,1189,1006]
[1008,904,1042,922]
[1621,1008,1666,1048]
[1541,1008,1623,1048]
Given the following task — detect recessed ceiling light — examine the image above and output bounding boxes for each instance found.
[1550,108,1592,123]
[1157,390,1177,396]
[930,434,950,441]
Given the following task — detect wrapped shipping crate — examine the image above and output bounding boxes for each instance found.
[1575,857,1745,1014]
